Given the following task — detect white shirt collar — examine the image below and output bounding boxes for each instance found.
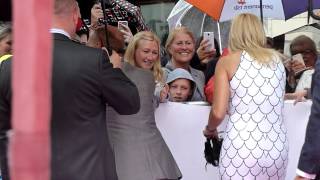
[50,28,71,39]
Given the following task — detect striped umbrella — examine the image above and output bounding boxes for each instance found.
[185,0,320,22]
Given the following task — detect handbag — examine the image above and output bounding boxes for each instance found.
[204,137,223,167]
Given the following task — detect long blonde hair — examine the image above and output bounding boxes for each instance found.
[228,13,277,64]
[124,31,163,82]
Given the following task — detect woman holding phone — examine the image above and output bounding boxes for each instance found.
[164,26,206,101]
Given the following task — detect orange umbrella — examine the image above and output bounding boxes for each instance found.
[185,0,224,20]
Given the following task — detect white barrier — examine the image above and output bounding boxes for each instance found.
[155,100,312,180]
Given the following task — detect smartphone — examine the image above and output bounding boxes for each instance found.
[203,32,215,51]
[292,53,305,67]
[118,21,128,31]
[291,53,308,75]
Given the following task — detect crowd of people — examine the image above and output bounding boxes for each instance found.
[0,0,319,179]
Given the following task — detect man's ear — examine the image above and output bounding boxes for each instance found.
[73,13,79,26]
[73,5,81,27]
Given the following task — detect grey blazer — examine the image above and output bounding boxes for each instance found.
[106,63,182,180]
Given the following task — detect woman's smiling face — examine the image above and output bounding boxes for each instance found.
[134,39,159,70]
[168,33,195,64]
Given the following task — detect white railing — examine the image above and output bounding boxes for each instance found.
[155,100,312,180]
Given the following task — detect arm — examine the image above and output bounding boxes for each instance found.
[99,51,140,115]
[204,57,229,137]
[296,62,320,178]
[196,39,216,64]
[284,89,308,105]
[154,83,169,106]
[119,24,134,44]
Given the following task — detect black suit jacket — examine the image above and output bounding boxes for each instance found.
[297,59,320,177]
[0,58,11,180]
[0,33,140,180]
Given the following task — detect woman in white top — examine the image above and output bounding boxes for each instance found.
[203,13,288,180]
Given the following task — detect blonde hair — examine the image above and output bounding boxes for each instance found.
[124,31,163,82]
[0,22,12,41]
[228,13,277,64]
[165,26,195,57]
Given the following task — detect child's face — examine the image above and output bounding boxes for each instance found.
[169,79,192,102]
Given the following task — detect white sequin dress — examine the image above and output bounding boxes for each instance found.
[219,51,289,179]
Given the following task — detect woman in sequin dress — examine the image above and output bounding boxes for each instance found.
[203,13,288,180]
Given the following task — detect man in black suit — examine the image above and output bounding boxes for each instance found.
[295,59,320,180]
[0,0,140,179]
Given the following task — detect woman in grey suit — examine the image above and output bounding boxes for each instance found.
[106,31,182,180]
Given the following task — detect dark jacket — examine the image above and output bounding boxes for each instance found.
[0,33,140,180]
[297,60,320,178]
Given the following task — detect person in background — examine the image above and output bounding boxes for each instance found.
[194,37,221,83]
[203,13,288,179]
[285,36,319,103]
[106,31,182,180]
[164,26,205,101]
[0,22,12,180]
[166,68,195,102]
[204,47,228,104]
[0,0,140,180]
[86,1,126,54]
[295,59,320,180]
[0,22,12,62]
[286,35,318,93]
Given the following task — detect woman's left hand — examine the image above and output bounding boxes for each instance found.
[203,125,218,138]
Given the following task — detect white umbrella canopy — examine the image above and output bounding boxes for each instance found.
[167,0,231,51]
[264,12,320,38]
[167,0,193,30]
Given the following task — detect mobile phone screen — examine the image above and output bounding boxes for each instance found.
[203,32,215,51]
[118,21,128,31]
[292,53,305,66]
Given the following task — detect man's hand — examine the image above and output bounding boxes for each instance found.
[102,48,123,68]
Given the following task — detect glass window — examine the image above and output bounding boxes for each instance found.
[140,2,175,46]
